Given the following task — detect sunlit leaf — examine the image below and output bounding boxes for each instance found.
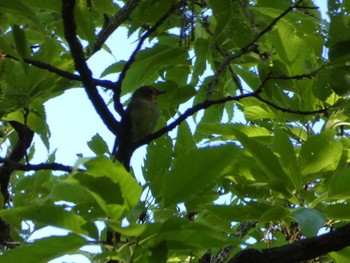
[0,206,89,235]
[300,131,343,175]
[88,133,109,156]
[0,234,87,263]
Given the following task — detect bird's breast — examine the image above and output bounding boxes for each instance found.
[127,98,160,142]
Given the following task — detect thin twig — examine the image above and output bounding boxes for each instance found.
[5,55,115,89]
[237,0,259,38]
[0,158,82,173]
[136,71,326,149]
[206,0,305,99]
[89,0,141,56]
[254,95,327,115]
[113,2,181,115]
[199,16,244,94]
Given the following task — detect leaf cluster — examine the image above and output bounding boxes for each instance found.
[1,0,350,262]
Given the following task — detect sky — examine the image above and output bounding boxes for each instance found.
[28,1,329,262]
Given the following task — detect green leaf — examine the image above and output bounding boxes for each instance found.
[259,206,291,222]
[12,25,30,58]
[244,105,276,120]
[0,0,41,26]
[0,205,88,235]
[122,45,188,92]
[272,127,302,190]
[232,129,293,195]
[13,170,51,205]
[0,36,21,59]
[84,157,142,213]
[166,64,191,87]
[142,217,235,249]
[107,221,146,237]
[328,66,350,95]
[162,145,238,207]
[233,65,261,91]
[323,204,350,220]
[205,203,271,221]
[0,234,87,263]
[300,130,343,175]
[200,104,224,124]
[273,20,309,71]
[87,133,109,156]
[197,123,272,142]
[293,208,325,238]
[329,39,350,65]
[328,167,350,199]
[174,121,196,157]
[149,242,168,263]
[156,83,196,110]
[330,246,350,263]
[191,38,209,85]
[73,173,123,205]
[75,2,96,45]
[28,102,50,150]
[143,135,173,200]
[100,60,126,78]
[48,178,111,217]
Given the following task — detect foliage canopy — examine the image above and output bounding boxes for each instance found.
[1,0,350,262]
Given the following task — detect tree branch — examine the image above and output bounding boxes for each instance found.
[206,0,305,99]
[199,15,244,94]
[136,71,328,149]
[113,2,181,116]
[61,0,119,135]
[0,121,34,204]
[136,77,271,149]
[89,0,141,56]
[5,55,115,89]
[255,95,327,115]
[0,158,82,173]
[228,223,350,263]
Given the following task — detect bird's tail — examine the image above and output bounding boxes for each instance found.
[113,136,133,171]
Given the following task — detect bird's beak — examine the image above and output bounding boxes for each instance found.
[156,90,166,96]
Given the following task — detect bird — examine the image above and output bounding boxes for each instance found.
[114,86,164,170]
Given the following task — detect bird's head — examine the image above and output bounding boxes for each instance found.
[132,86,165,101]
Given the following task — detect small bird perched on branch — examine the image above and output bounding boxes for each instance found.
[114,86,164,170]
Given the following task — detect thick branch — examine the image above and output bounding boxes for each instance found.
[89,0,141,55]
[0,121,34,204]
[228,223,350,263]
[61,0,119,135]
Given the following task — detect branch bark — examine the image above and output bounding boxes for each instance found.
[61,0,119,136]
[137,72,325,149]
[113,2,181,116]
[228,223,350,263]
[206,0,305,99]
[0,121,34,204]
[5,55,115,89]
[0,158,82,173]
[89,0,141,56]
